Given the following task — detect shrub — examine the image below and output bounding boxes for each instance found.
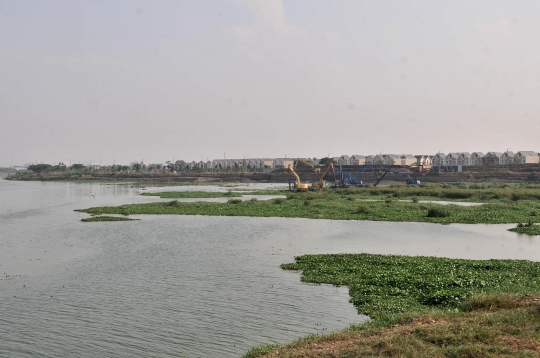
[274,198,286,204]
[167,200,182,207]
[411,197,419,203]
[384,198,393,204]
[228,199,242,204]
[443,191,473,199]
[304,200,311,206]
[426,207,451,218]
[355,206,370,214]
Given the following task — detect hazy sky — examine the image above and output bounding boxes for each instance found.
[1,1,540,165]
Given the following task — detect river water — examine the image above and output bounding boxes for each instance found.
[1,180,540,357]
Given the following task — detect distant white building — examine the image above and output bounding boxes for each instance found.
[470,152,484,166]
[337,155,351,166]
[350,155,366,165]
[432,153,447,166]
[446,153,460,166]
[500,151,516,165]
[382,154,400,165]
[482,152,503,165]
[457,153,471,166]
[514,151,540,164]
[400,154,416,166]
[414,155,433,166]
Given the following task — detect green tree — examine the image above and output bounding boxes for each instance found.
[71,164,86,171]
[318,157,336,166]
[28,164,52,173]
[54,162,67,172]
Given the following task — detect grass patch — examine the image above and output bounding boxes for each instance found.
[244,254,540,357]
[81,216,138,222]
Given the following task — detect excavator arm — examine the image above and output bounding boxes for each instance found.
[376,169,420,185]
[288,164,302,183]
[293,158,314,170]
[288,164,309,191]
[312,163,335,189]
[335,165,379,187]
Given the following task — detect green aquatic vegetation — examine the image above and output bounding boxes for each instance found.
[281,253,540,319]
[355,205,370,214]
[81,216,138,222]
[167,200,182,207]
[77,195,540,225]
[508,222,540,235]
[426,207,451,218]
[338,184,540,203]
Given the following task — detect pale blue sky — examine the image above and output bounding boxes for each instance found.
[1,1,540,165]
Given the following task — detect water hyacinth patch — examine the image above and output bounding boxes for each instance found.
[77,196,540,225]
[509,222,540,235]
[281,254,540,319]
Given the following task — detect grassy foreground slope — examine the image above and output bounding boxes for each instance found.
[245,295,540,357]
[245,254,540,357]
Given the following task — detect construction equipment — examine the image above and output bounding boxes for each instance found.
[312,163,337,189]
[334,165,377,187]
[287,164,309,191]
[294,158,320,173]
[374,168,420,186]
[414,165,431,173]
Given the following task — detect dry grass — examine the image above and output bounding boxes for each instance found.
[246,295,540,358]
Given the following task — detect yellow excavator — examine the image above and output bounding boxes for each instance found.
[294,158,321,173]
[287,164,309,191]
[311,163,337,189]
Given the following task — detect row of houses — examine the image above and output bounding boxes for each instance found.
[335,154,425,166]
[179,151,540,171]
[335,151,540,167]
[170,158,297,171]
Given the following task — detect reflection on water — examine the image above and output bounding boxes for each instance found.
[1,180,539,357]
[359,199,483,206]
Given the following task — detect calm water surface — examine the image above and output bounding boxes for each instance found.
[1,180,540,357]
